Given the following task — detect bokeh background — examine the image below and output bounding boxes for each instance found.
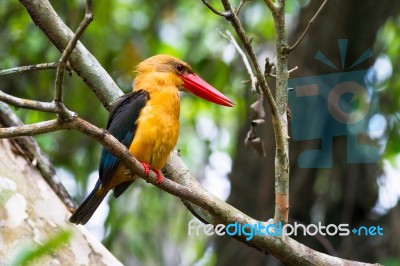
[1,0,400,265]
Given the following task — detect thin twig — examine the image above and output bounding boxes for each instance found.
[235,0,251,15]
[288,65,298,74]
[0,90,58,113]
[219,0,278,116]
[0,119,63,137]
[263,0,277,13]
[219,30,258,93]
[0,62,59,76]
[54,0,93,118]
[287,0,329,53]
[201,0,233,18]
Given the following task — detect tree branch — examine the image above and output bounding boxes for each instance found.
[0,90,58,113]
[54,0,93,119]
[219,30,258,93]
[263,0,277,13]
[19,0,122,111]
[0,116,222,217]
[0,62,59,76]
[258,0,290,225]
[201,0,233,18]
[287,0,329,53]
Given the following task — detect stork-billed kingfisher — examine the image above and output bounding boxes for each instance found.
[69,55,234,224]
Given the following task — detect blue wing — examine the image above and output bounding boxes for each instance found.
[99,90,149,192]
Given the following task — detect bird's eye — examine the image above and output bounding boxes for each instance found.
[176,64,184,73]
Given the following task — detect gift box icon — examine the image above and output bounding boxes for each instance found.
[288,39,380,168]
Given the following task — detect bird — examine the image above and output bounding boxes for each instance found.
[69,54,234,224]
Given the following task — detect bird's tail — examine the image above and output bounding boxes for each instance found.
[69,180,107,225]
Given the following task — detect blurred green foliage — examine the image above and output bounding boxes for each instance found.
[376,16,400,163]
[11,230,72,266]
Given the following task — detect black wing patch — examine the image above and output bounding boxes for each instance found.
[99,90,149,190]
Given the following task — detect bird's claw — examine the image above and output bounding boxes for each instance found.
[141,163,151,176]
[154,169,163,184]
[141,163,162,184]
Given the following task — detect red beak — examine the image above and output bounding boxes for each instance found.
[181,73,234,107]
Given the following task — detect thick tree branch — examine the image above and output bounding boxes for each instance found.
[235,0,251,16]
[219,31,268,156]
[0,135,122,265]
[219,0,278,113]
[201,0,233,18]
[268,0,290,224]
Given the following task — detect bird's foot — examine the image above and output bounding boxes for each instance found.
[154,169,163,184]
[140,163,162,184]
[141,163,151,176]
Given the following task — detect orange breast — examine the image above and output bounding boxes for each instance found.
[128,88,180,170]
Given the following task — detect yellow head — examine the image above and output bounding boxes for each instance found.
[134,54,234,107]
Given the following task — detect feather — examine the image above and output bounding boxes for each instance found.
[99,90,149,189]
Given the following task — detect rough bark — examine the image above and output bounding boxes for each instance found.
[0,138,122,265]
